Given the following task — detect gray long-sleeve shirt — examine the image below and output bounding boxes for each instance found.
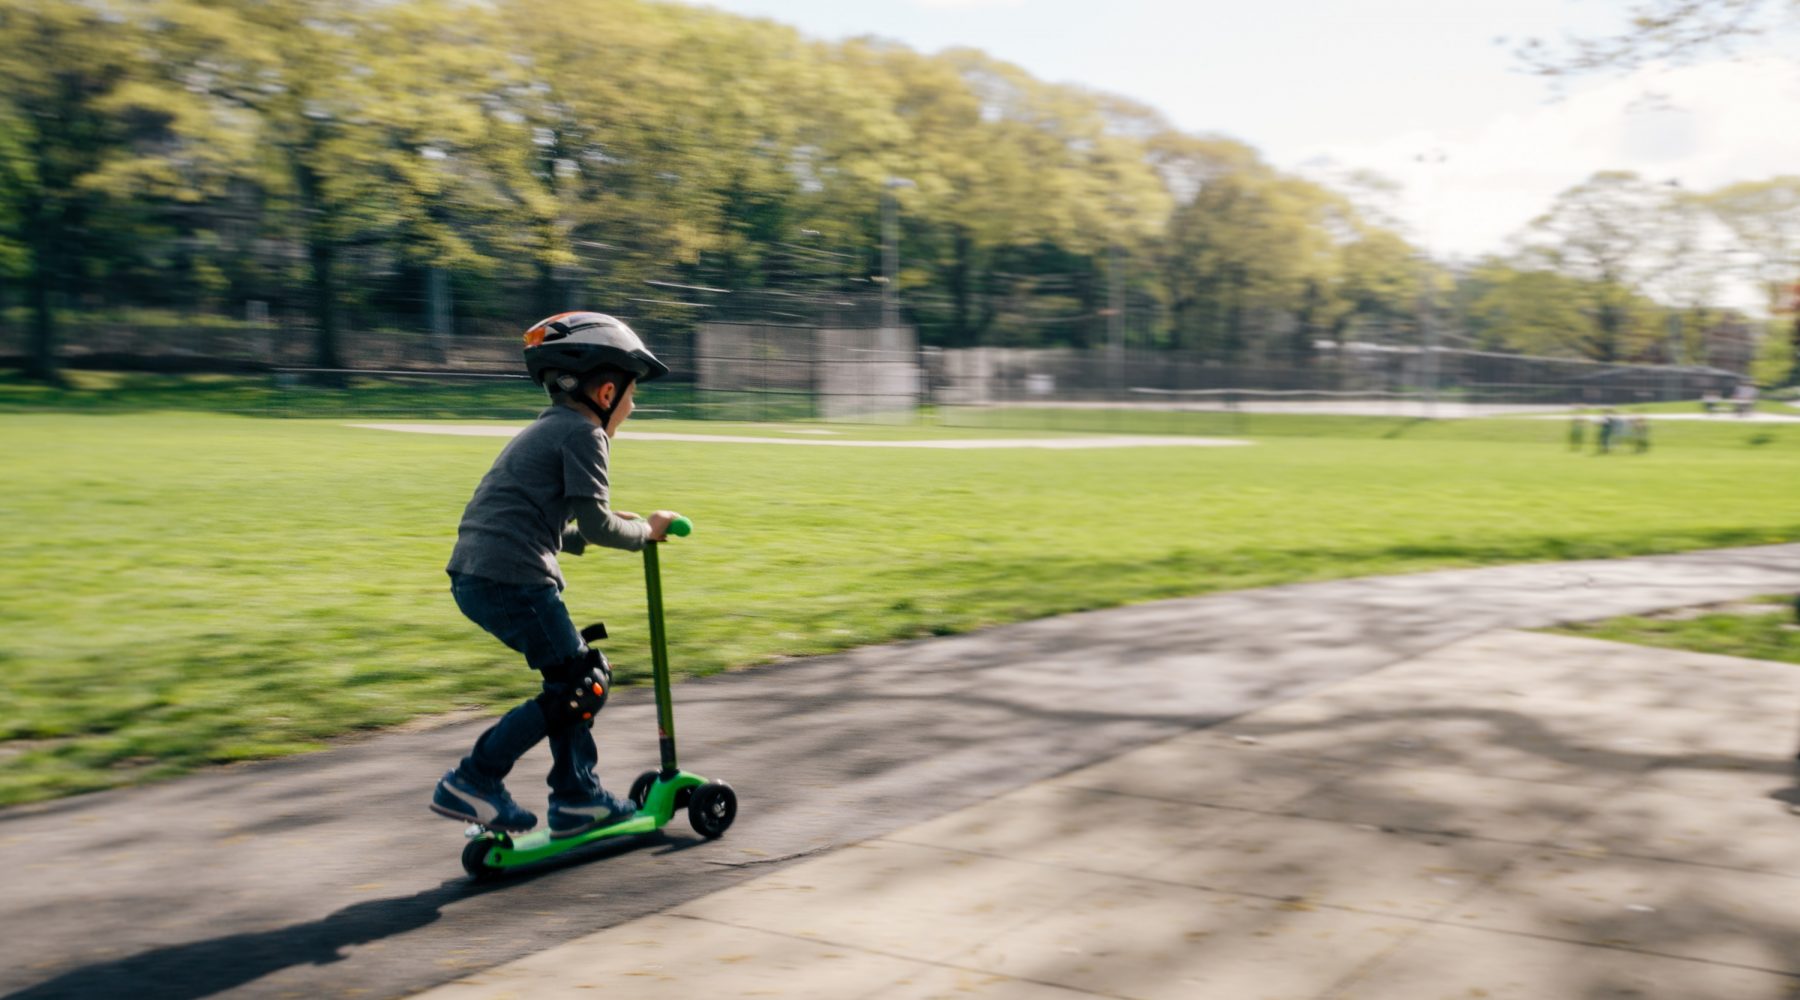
[445,405,651,589]
[561,497,646,556]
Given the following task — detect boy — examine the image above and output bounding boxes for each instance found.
[430,311,680,837]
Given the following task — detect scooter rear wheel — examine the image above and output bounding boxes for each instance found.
[462,837,503,878]
[628,770,660,809]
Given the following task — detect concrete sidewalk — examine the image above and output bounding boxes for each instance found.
[416,630,1800,1000]
[7,546,1800,1000]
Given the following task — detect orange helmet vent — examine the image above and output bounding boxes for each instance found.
[523,311,582,347]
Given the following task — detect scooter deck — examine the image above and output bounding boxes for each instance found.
[483,812,663,866]
[469,770,708,871]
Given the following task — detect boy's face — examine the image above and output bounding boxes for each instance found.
[593,380,636,438]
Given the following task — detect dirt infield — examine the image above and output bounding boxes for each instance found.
[350,424,1252,448]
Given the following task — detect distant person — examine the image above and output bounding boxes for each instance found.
[1631,414,1650,452]
[1595,408,1619,454]
[1701,391,1720,415]
[1568,410,1587,452]
[1733,382,1759,417]
[430,311,682,837]
[1614,412,1634,452]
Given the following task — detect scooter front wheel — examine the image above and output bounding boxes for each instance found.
[688,781,737,839]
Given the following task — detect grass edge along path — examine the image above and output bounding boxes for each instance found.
[1550,595,1800,669]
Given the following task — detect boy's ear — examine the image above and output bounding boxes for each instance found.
[592,380,617,406]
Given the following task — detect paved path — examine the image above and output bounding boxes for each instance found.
[4,546,1799,1000]
[419,630,1800,999]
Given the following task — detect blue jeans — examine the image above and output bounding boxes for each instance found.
[449,572,600,802]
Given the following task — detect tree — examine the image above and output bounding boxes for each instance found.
[1143,132,1263,208]
[1515,171,1674,362]
[1457,259,1628,358]
[826,44,1168,347]
[0,0,149,381]
[1752,315,1796,384]
[1636,185,1738,365]
[1706,176,1800,384]
[125,0,543,370]
[501,0,876,332]
[0,101,26,284]
[1334,227,1423,346]
[5,0,1494,367]
[1519,0,1800,74]
[1161,162,1345,360]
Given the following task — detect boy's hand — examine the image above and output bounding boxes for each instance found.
[646,510,681,541]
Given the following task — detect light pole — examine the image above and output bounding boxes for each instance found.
[1107,243,1125,397]
[1413,148,1447,417]
[1661,178,1684,403]
[882,177,915,331]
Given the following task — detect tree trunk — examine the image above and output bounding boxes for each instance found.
[310,236,341,370]
[22,203,61,384]
[295,158,342,375]
[1291,279,1322,366]
[1222,271,1245,362]
[1788,312,1800,387]
[26,265,59,384]
[1593,302,1623,363]
[536,258,561,318]
[948,227,973,346]
[1071,263,1098,350]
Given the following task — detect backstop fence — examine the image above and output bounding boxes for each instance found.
[2,315,1748,428]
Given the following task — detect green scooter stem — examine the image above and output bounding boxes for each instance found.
[643,516,690,777]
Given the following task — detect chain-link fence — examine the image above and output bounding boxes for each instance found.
[930,343,1739,407]
[1,302,1747,428]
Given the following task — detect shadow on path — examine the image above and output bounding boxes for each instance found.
[3,834,668,1000]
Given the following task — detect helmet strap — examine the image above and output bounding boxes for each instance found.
[584,372,634,431]
[578,392,610,427]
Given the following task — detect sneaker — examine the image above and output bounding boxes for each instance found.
[548,789,638,839]
[430,770,537,832]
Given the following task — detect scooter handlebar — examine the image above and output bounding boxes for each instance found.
[667,515,693,538]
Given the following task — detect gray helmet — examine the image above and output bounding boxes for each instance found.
[522,311,670,388]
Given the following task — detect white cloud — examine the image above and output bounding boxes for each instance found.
[1295,55,1800,267]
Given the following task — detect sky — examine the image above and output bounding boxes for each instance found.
[684,0,1800,265]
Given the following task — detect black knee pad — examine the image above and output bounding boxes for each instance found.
[536,648,612,731]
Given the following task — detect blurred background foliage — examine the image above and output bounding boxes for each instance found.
[1,0,1796,384]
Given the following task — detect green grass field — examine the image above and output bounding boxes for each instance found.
[4,403,1800,806]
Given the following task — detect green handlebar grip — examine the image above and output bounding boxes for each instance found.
[668,516,693,537]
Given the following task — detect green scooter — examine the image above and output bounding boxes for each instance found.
[460,516,736,877]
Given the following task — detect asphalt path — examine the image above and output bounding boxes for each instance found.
[4,545,1798,1000]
